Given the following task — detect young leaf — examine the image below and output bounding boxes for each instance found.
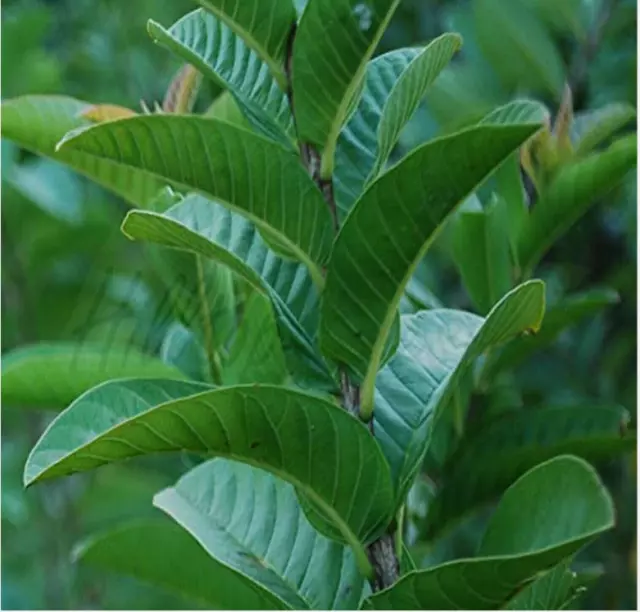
[1,343,185,410]
[162,64,202,114]
[148,10,293,146]
[24,380,395,572]
[122,194,333,389]
[292,0,402,177]
[368,33,462,180]
[451,197,513,315]
[1,96,164,207]
[483,288,619,378]
[518,134,637,273]
[321,119,542,420]
[75,519,283,609]
[57,115,333,284]
[365,456,614,609]
[222,292,288,385]
[425,405,633,538]
[197,0,296,89]
[154,459,367,609]
[373,281,545,505]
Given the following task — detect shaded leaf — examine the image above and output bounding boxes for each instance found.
[160,322,208,381]
[365,456,614,610]
[573,103,636,156]
[321,118,541,420]
[76,519,283,609]
[425,405,633,538]
[1,96,164,207]
[155,459,367,609]
[24,380,395,572]
[58,115,333,283]
[292,0,402,176]
[1,343,185,410]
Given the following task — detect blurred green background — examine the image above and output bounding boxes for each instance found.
[1,0,637,609]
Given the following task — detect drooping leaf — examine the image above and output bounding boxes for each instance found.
[451,197,512,315]
[365,456,615,610]
[1,96,164,207]
[154,459,367,609]
[75,519,284,609]
[222,292,288,385]
[1,343,185,410]
[24,380,394,573]
[425,405,633,538]
[198,0,296,88]
[368,33,462,180]
[518,134,637,273]
[122,194,333,389]
[57,115,334,284]
[321,118,542,420]
[483,288,620,378]
[373,281,545,505]
[292,0,402,176]
[148,10,293,146]
[572,102,636,156]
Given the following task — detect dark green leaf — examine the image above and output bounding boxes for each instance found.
[76,519,284,609]
[506,561,578,610]
[321,118,542,420]
[58,115,333,283]
[365,456,614,610]
[155,459,367,609]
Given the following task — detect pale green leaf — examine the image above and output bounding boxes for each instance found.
[148,10,293,146]
[518,134,637,273]
[572,102,636,156]
[425,405,633,539]
[365,456,615,610]
[1,96,163,207]
[506,560,580,610]
[198,0,296,88]
[155,459,367,609]
[292,0,402,177]
[321,119,542,420]
[222,292,288,385]
[373,281,545,505]
[76,519,283,609]
[122,194,334,390]
[369,33,462,180]
[160,322,208,382]
[1,343,185,410]
[57,115,333,284]
[24,380,395,573]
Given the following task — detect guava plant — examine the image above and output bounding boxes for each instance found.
[1,0,636,609]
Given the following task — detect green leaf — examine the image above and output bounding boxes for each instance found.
[369,33,462,180]
[76,519,284,609]
[333,47,420,218]
[483,288,620,378]
[292,0,402,177]
[518,134,637,273]
[1,343,185,410]
[474,0,565,97]
[425,405,633,539]
[160,322,208,381]
[222,292,288,385]
[154,459,367,609]
[1,96,163,207]
[24,380,394,574]
[451,197,513,315]
[57,115,333,284]
[573,102,636,156]
[197,0,296,88]
[373,281,545,505]
[122,194,333,389]
[365,456,615,610]
[321,119,542,420]
[506,560,579,610]
[148,10,293,146]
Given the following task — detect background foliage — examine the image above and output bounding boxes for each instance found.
[1,0,636,609]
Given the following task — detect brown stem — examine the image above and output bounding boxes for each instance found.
[284,27,399,591]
